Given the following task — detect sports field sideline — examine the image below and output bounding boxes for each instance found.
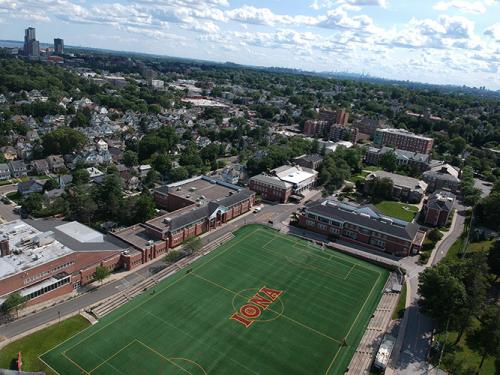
[41,224,389,375]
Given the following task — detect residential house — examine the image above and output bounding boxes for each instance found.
[364,171,428,203]
[422,164,461,193]
[0,163,11,180]
[1,146,17,161]
[46,155,66,173]
[86,167,105,183]
[58,175,73,189]
[26,130,40,142]
[8,160,28,178]
[299,199,425,257]
[138,165,152,178]
[420,190,455,227]
[31,159,50,175]
[18,179,44,196]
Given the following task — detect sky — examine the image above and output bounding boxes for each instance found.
[1,0,500,89]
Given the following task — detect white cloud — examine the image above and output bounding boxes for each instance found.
[433,0,489,14]
[484,23,500,41]
[309,0,387,9]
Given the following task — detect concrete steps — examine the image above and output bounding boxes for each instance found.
[89,232,236,319]
[346,292,400,375]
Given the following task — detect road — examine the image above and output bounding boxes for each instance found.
[0,199,299,340]
[392,203,467,375]
[0,189,466,375]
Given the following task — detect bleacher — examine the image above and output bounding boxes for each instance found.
[89,232,235,319]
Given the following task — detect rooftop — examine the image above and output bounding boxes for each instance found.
[0,220,73,280]
[377,128,433,141]
[156,176,244,207]
[25,219,129,252]
[305,199,420,241]
[272,165,318,185]
[366,171,428,191]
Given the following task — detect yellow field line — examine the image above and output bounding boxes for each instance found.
[62,228,258,359]
[62,352,91,374]
[89,340,137,374]
[191,272,342,344]
[256,228,376,274]
[135,339,192,375]
[324,270,383,375]
[142,308,259,375]
[344,265,356,280]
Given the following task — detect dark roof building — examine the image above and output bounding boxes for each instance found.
[292,154,324,170]
[299,199,425,257]
[420,191,455,227]
[115,176,255,254]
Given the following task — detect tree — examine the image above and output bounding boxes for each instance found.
[487,240,500,279]
[94,266,111,285]
[41,127,86,156]
[44,178,59,191]
[450,136,467,156]
[21,193,43,215]
[1,292,27,318]
[73,168,90,185]
[123,150,138,167]
[165,250,185,264]
[467,305,500,370]
[380,151,398,172]
[366,177,394,203]
[183,236,202,255]
[169,167,189,182]
[94,174,123,220]
[427,228,443,242]
[418,263,467,327]
[133,192,156,223]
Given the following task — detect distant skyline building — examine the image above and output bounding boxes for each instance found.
[23,27,39,57]
[54,38,64,54]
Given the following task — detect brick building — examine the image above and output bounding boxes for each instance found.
[353,117,387,137]
[249,165,318,203]
[115,176,255,256]
[329,124,359,143]
[299,199,425,257]
[373,128,434,154]
[303,120,329,137]
[364,147,431,172]
[0,220,132,307]
[420,191,455,227]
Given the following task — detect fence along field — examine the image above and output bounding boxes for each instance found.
[41,224,389,375]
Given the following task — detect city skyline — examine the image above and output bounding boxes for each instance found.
[1,1,499,89]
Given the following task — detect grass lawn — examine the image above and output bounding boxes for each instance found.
[42,225,389,375]
[363,166,381,172]
[434,319,496,375]
[0,315,90,374]
[392,282,407,320]
[5,192,21,203]
[374,201,419,222]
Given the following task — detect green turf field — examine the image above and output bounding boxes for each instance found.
[41,225,389,375]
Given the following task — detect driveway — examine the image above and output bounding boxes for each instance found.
[392,203,467,375]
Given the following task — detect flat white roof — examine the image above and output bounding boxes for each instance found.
[57,221,104,243]
[181,98,228,108]
[0,220,73,280]
[275,166,318,185]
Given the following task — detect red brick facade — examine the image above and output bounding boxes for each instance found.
[249,179,291,203]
